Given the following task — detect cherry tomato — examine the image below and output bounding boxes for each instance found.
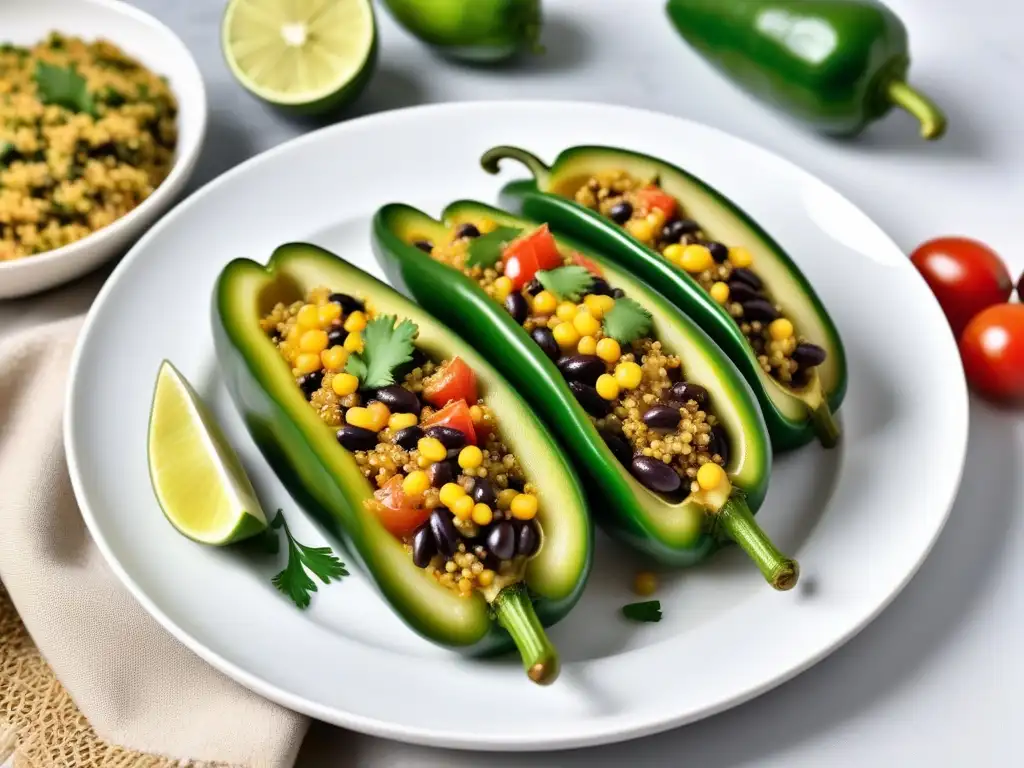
[636,185,677,219]
[910,237,1012,337]
[570,251,604,277]
[372,475,429,537]
[959,304,1024,401]
[502,225,562,290]
[422,356,477,408]
[421,399,477,444]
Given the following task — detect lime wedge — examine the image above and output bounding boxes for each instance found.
[148,361,267,545]
[221,0,377,114]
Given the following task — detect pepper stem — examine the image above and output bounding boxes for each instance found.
[715,496,799,591]
[491,583,560,685]
[480,146,552,188]
[809,400,841,449]
[885,80,947,140]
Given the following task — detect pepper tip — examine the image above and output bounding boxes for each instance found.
[772,561,800,592]
[528,659,560,685]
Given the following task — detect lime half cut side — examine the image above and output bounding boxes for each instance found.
[148,360,267,545]
[222,0,377,114]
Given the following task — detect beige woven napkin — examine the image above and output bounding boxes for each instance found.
[0,317,309,768]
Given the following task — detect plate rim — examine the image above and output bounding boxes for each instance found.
[63,99,970,751]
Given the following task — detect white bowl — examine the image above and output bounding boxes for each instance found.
[0,0,206,300]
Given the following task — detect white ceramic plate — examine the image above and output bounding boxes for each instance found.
[65,102,968,751]
[0,0,206,299]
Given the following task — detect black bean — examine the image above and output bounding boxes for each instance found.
[505,292,528,324]
[507,475,525,491]
[412,239,433,253]
[446,447,462,462]
[609,201,633,224]
[630,455,682,493]
[424,425,467,449]
[557,354,606,386]
[487,520,516,561]
[603,432,634,466]
[428,460,456,488]
[393,425,424,450]
[373,385,420,414]
[708,242,729,263]
[669,381,708,408]
[569,380,611,417]
[708,425,730,465]
[430,510,460,556]
[727,280,760,304]
[730,267,763,290]
[525,278,544,296]
[412,524,436,568]
[298,371,323,399]
[742,299,780,322]
[611,287,626,299]
[793,342,827,368]
[471,477,497,507]
[456,222,480,239]
[327,327,345,348]
[517,520,541,557]
[328,293,364,313]
[663,218,700,243]
[336,424,378,451]
[585,277,613,297]
[530,327,561,360]
[643,404,682,430]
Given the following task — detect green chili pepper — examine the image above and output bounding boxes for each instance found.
[212,242,593,684]
[479,144,847,452]
[665,0,946,139]
[373,200,799,590]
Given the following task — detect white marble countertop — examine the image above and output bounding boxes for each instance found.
[4,1,1020,765]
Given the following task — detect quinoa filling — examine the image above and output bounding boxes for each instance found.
[571,171,828,388]
[260,286,543,597]
[415,221,732,499]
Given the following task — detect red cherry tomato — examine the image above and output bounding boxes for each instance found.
[372,475,429,537]
[959,304,1024,401]
[421,399,477,444]
[422,356,477,408]
[502,225,562,290]
[570,251,604,277]
[636,185,677,219]
[910,237,1012,337]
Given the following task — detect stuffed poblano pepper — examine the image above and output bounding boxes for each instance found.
[373,200,799,590]
[480,144,847,452]
[212,242,593,684]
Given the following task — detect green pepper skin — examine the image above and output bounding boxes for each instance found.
[665,0,946,139]
[373,201,793,582]
[481,144,848,453]
[212,243,591,659]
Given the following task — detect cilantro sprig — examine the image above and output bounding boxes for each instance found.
[622,600,662,623]
[269,510,348,610]
[536,266,595,302]
[345,314,418,389]
[34,61,97,116]
[602,297,653,343]
[464,225,523,269]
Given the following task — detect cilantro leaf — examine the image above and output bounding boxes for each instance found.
[602,297,653,343]
[0,141,13,168]
[34,61,97,116]
[269,510,348,610]
[622,600,662,623]
[464,226,523,269]
[344,314,418,389]
[536,266,595,302]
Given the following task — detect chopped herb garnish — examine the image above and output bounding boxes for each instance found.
[270,510,348,610]
[34,61,97,116]
[536,265,595,302]
[602,297,653,344]
[622,600,662,623]
[464,225,523,269]
[345,314,418,389]
[0,141,13,168]
[99,86,126,107]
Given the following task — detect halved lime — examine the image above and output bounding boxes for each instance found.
[221,0,377,114]
[148,361,267,545]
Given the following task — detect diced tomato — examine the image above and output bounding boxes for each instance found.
[502,224,562,290]
[422,356,478,408]
[421,399,477,445]
[636,185,677,219]
[372,475,429,537]
[570,251,604,277]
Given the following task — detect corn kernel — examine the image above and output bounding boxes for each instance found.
[469,404,485,425]
[299,329,329,354]
[331,373,359,396]
[458,577,473,593]
[595,373,620,401]
[595,337,621,363]
[552,322,580,349]
[493,276,513,302]
[615,361,643,389]
[532,290,557,315]
[403,470,430,496]
[729,246,753,268]
[471,503,493,526]
[321,345,348,372]
[318,302,342,325]
[577,335,598,356]
[439,482,466,508]
[345,407,375,431]
[458,445,483,469]
[583,294,612,318]
[296,304,320,329]
[573,310,601,337]
[697,462,727,491]
[769,318,795,340]
[478,569,495,588]
[556,301,578,322]
[344,311,367,333]
[452,495,474,521]
[663,243,685,265]
[478,217,497,234]
[285,325,302,345]
[294,353,321,375]
[633,571,658,597]
[626,218,654,242]
[510,493,539,521]
[389,412,418,431]
[710,282,730,304]
[681,244,713,273]
[496,488,518,510]
[343,331,363,353]
[646,208,666,229]
[365,401,390,432]
[417,437,447,463]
